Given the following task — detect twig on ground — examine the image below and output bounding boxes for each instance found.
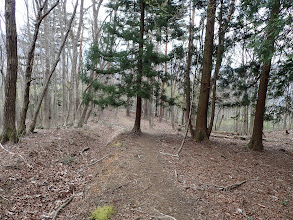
[219,180,247,191]
[183,180,247,192]
[159,151,178,157]
[153,208,177,220]
[86,154,109,167]
[0,195,11,202]
[52,194,75,220]
[0,143,33,169]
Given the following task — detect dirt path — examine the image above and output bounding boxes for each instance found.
[75,132,197,219]
[1,110,293,219]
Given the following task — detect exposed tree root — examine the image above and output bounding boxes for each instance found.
[52,195,75,220]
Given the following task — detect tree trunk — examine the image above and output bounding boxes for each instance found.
[185,0,196,137]
[248,0,280,151]
[1,0,18,143]
[73,0,84,121]
[208,0,235,137]
[60,0,68,123]
[43,2,51,129]
[126,97,131,116]
[132,1,145,133]
[143,99,148,119]
[159,26,168,122]
[194,0,217,142]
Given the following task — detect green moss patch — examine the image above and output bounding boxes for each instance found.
[90,205,115,220]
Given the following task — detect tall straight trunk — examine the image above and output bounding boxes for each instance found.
[43,2,51,129]
[159,27,168,122]
[144,99,148,119]
[126,97,131,116]
[76,25,84,115]
[242,105,249,135]
[283,86,291,130]
[61,0,67,122]
[149,88,154,128]
[28,0,78,133]
[132,1,145,133]
[248,0,280,151]
[194,0,217,142]
[185,0,196,137]
[1,0,18,143]
[72,0,84,121]
[208,0,235,136]
[249,107,254,134]
[18,0,59,134]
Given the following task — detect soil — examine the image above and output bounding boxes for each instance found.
[1,110,293,219]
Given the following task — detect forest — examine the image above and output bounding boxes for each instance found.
[0,0,293,219]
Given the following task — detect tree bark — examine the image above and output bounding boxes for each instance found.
[194,0,217,142]
[72,0,84,121]
[132,1,145,133]
[143,99,148,119]
[1,0,18,143]
[248,0,280,151]
[59,0,68,123]
[185,0,196,137]
[43,1,51,129]
[126,96,131,116]
[159,26,168,122]
[208,0,235,137]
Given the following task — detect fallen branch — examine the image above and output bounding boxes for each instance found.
[0,143,33,169]
[159,151,178,157]
[153,208,177,220]
[86,154,109,167]
[52,195,75,220]
[219,180,246,191]
[0,195,11,202]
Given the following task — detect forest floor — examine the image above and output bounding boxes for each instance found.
[1,110,293,220]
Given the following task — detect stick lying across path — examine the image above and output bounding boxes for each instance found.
[0,143,33,169]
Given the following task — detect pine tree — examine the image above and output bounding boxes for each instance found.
[243,0,281,151]
[83,0,184,133]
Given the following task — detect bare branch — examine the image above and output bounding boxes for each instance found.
[39,0,60,22]
[0,143,33,169]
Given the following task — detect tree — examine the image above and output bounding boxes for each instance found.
[246,0,280,151]
[208,0,235,137]
[83,0,179,133]
[132,1,145,133]
[185,0,196,137]
[194,0,217,142]
[1,0,18,143]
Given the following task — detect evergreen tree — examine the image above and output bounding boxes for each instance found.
[83,0,184,133]
[194,0,217,142]
[242,0,288,150]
